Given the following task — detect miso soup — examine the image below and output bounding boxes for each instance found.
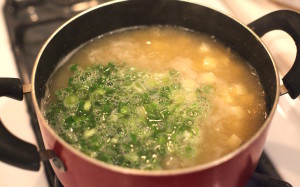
[42,26,266,170]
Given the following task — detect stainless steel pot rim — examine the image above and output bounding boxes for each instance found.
[31,0,280,176]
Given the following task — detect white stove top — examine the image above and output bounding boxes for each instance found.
[0,0,299,187]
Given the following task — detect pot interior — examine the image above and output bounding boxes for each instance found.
[34,0,277,123]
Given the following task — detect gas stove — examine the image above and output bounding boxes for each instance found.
[0,0,299,186]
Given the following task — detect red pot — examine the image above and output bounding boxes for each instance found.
[1,0,300,187]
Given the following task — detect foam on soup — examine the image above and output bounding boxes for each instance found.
[42,26,266,170]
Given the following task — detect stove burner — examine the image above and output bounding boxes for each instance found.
[2,0,293,186]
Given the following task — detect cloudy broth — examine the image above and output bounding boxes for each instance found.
[43,26,266,170]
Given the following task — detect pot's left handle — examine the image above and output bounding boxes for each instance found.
[0,78,41,171]
[0,118,40,171]
[0,78,62,171]
[0,78,24,101]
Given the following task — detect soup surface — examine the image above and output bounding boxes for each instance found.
[42,26,266,170]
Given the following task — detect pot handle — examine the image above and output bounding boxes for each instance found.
[0,78,65,172]
[0,78,24,100]
[0,118,40,171]
[0,78,41,170]
[248,10,300,99]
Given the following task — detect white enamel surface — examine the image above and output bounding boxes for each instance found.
[0,0,299,186]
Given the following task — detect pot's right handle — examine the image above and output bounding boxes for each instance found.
[248,10,300,99]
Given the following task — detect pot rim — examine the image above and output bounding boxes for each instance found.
[31,0,280,176]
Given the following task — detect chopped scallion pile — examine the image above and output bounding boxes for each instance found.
[45,62,211,170]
